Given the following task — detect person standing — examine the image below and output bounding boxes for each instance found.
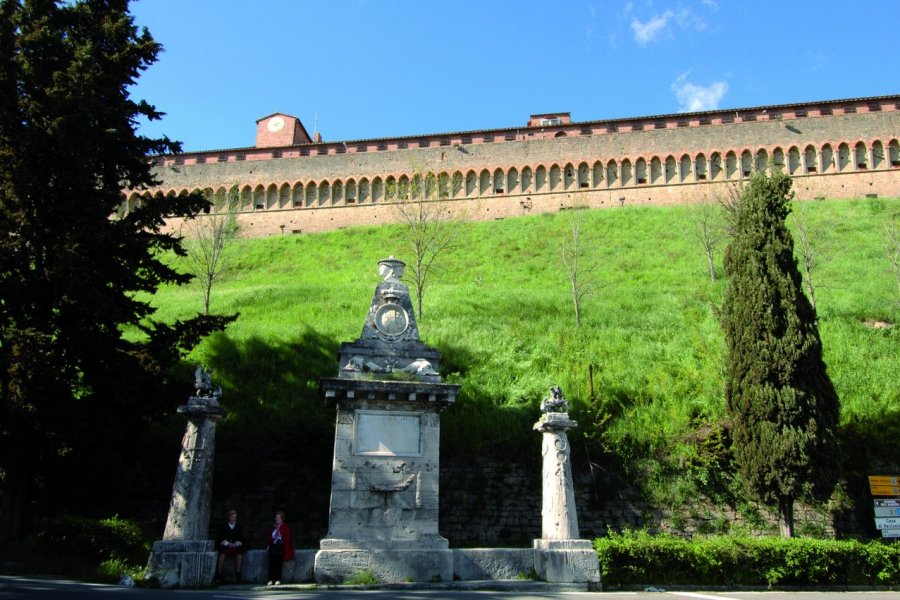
[266,511,294,585]
[214,509,246,583]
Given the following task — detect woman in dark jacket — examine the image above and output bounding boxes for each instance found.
[266,510,294,585]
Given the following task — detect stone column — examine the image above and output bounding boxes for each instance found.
[536,412,580,540]
[532,387,601,588]
[148,368,226,588]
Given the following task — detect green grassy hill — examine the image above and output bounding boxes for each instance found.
[150,197,899,517]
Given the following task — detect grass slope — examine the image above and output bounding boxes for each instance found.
[150,197,900,510]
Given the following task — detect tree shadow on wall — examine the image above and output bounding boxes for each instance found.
[201,327,339,545]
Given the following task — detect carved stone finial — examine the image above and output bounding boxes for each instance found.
[378,256,405,282]
[540,385,568,414]
[193,365,222,400]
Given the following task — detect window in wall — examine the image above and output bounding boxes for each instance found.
[632,123,644,131]
[696,154,707,180]
[299,147,309,156]
[235,152,246,161]
[721,116,734,124]
[838,143,852,171]
[788,147,801,175]
[580,127,592,136]
[819,107,832,115]
[654,121,666,129]
[843,105,857,114]
[607,123,618,132]
[540,117,562,126]
[217,154,228,163]
[677,120,689,128]
[822,144,834,173]
[196,156,206,164]
[635,158,647,184]
[872,141,885,169]
[173,156,184,165]
[868,103,881,112]
[805,146,818,173]
[504,133,516,141]
[665,156,676,183]
[650,157,662,183]
[699,117,711,125]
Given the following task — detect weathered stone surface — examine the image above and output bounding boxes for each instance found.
[452,548,535,580]
[533,539,600,585]
[147,540,215,588]
[314,548,453,584]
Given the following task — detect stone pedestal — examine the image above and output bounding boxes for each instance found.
[147,372,225,588]
[315,257,459,584]
[531,388,601,587]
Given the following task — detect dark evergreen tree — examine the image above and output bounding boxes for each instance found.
[721,172,840,537]
[0,0,234,546]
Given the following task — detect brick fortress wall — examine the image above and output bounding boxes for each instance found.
[129,97,900,238]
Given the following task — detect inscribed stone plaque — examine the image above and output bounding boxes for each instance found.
[355,411,421,456]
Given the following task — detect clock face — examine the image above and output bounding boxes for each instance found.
[267,116,285,132]
[373,303,409,337]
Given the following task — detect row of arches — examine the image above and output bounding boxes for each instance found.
[129,138,900,212]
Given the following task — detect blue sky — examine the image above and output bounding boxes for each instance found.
[129,0,900,152]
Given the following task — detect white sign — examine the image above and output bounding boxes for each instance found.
[874,506,900,517]
[874,499,900,507]
[355,411,421,456]
[875,517,900,530]
[882,529,900,538]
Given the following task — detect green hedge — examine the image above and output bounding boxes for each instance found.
[594,531,900,588]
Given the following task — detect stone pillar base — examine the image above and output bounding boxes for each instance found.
[147,540,216,588]
[532,539,601,587]
[314,547,453,584]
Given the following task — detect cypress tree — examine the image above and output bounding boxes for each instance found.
[721,172,840,537]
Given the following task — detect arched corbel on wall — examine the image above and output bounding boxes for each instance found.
[788,147,801,175]
[372,177,384,203]
[549,164,562,191]
[621,159,632,186]
[804,145,818,173]
[521,166,533,192]
[493,168,505,194]
[318,181,330,206]
[465,170,476,197]
[291,182,303,207]
[635,158,648,184]
[605,160,618,187]
[821,144,835,174]
[772,148,785,173]
[305,182,316,207]
[535,165,547,191]
[650,156,662,184]
[837,143,852,172]
[345,179,357,204]
[854,141,869,170]
[475,170,488,196]
[507,168,519,194]
[695,153,708,180]
[563,163,575,190]
[709,152,722,180]
[872,140,886,169]
[664,156,676,183]
[591,161,603,187]
[577,162,590,189]
[740,150,752,177]
[359,178,370,203]
[755,149,769,174]
[279,183,291,208]
[679,154,692,183]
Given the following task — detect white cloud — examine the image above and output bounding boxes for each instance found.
[671,73,728,112]
[631,10,674,45]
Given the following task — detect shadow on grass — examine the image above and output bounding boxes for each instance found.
[201,327,340,546]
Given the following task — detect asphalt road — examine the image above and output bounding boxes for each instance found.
[1,578,900,600]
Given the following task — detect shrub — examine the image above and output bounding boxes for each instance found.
[594,530,900,588]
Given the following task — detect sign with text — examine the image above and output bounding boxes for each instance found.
[868,475,900,496]
[874,506,900,517]
[882,529,900,538]
[875,517,900,530]
[875,499,900,507]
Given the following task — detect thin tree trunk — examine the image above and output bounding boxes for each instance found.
[778,495,795,537]
[0,467,30,547]
[706,249,717,283]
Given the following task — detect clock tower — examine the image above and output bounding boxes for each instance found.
[254,113,313,148]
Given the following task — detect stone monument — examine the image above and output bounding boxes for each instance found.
[315,257,460,584]
[532,386,601,586]
[147,367,226,588]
